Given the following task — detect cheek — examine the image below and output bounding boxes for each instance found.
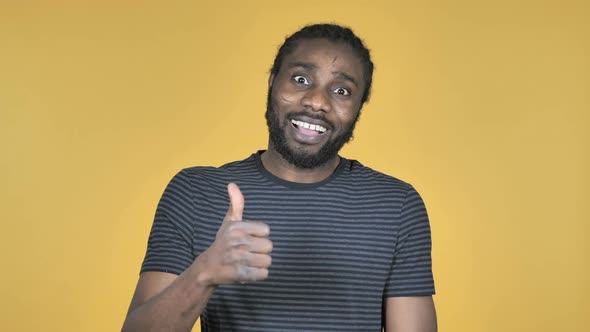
[333,103,361,124]
[273,82,300,105]
[277,90,298,104]
[280,95,296,103]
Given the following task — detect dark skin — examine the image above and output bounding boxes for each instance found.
[122,38,436,332]
[262,38,365,183]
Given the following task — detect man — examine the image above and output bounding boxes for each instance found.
[122,23,436,332]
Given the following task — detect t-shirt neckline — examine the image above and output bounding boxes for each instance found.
[253,150,347,190]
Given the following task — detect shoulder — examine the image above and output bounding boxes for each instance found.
[164,166,223,195]
[328,158,426,213]
[178,165,225,182]
[168,153,259,191]
[343,158,415,194]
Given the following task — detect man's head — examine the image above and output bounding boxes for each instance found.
[270,24,374,105]
[266,24,374,169]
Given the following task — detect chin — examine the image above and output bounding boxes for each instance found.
[265,96,354,169]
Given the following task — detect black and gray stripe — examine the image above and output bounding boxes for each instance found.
[141,151,435,331]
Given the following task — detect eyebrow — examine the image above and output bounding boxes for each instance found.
[334,71,358,87]
[287,62,317,72]
[287,62,359,87]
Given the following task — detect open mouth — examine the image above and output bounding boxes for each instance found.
[290,119,327,136]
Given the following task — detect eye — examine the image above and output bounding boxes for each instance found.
[333,87,351,96]
[292,75,310,85]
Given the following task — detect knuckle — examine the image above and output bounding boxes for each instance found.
[228,236,249,249]
[234,247,247,260]
[236,266,260,281]
[244,268,256,281]
[226,247,244,264]
[239,252,251,265]
[228,240,243,251]
[239,237,252,249]
[236,265,247,279]
[227,222,240,233]
[223,250,237,264]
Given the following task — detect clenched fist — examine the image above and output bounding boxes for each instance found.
[197,183,273,285]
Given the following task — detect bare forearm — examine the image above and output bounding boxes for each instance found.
[122,260,216,332]
[385,296,437,332]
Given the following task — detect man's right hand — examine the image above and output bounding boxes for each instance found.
[197,182,273,286]
[122,183,272,332]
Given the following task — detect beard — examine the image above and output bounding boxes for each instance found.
[265,88,360,169]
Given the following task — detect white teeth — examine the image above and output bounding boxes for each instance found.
[291,119,327,133]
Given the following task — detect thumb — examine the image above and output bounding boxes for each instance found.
[224,182,244,222]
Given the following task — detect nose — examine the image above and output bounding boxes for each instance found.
[301,87,332,113]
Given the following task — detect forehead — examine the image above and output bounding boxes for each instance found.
[282,39,365,82]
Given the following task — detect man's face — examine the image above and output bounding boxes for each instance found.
[266,38,366,169]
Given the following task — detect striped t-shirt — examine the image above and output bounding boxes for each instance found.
[141,151,435,331]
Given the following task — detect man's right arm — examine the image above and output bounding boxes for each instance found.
[121,257,215,332]
[122,183,272,332]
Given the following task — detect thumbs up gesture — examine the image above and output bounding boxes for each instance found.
[196,183,273,285]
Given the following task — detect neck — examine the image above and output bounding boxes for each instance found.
[260,146,341,184]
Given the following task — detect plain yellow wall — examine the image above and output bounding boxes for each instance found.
[1,1,588,331]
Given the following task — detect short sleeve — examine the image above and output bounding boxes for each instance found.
[140,169,195,275]
[384,186,435,297]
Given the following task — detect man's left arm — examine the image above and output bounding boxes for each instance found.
[384,296,437,332]
[383,185,437,331]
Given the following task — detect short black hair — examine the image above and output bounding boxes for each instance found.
[270,23,374,105]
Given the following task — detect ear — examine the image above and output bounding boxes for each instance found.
[268,73,275,89]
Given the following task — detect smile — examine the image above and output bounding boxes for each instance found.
[290,119,327,134]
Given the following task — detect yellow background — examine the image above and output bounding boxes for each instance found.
[1,1,588,331]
